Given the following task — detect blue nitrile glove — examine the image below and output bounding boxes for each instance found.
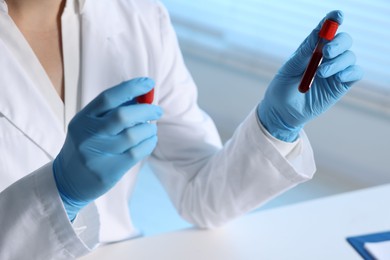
[258,10,364,142]
[53,77,163,220]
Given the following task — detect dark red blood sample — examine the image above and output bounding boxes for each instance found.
[298,42,325,93]
[298,19,339,93]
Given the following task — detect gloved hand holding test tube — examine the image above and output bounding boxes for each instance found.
[258,10,363,142]
[53,78,162,221]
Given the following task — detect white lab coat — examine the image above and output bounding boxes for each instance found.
[0,0,316,259]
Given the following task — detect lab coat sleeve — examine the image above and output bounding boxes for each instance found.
[0,162,99,259]
[148,2,317,228]
[257,117,302,160]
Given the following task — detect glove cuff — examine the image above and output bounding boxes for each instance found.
[257,103,302,143]
[52,157,88,221]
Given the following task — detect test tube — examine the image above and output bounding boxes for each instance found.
[298,19,339,93]
[136,89,154,104]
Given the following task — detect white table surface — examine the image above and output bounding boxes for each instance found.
[80,184,390,260]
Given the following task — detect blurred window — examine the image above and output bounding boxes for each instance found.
[162,0,390,102]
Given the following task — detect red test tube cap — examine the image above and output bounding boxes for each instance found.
[136,89,155,104]
[319,19,339,41]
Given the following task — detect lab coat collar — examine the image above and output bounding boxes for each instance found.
[0,0,7,13]
[65,0,88,14]
[0,0,87,14]
[0,62,65,159]
[78,0,87,13]
[0,13,65,158]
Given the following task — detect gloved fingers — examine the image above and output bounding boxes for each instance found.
[322,32,353,59]
[315,65,363,99]
[335,65,364,84]
[83,134,158,187]
[99,104,163,135]
[319,10,344,28]
[98,123,158,154]
[119,135,158,166]
[83,77,155,116]
[317,50,356,78]
[281,10,344,76]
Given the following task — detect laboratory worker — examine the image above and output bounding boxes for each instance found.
[0,0,363,258]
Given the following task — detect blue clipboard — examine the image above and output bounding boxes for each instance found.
[347,231,390,259]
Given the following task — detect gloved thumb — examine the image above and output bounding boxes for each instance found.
[279,10,344,77]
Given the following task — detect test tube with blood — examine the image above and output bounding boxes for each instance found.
[298,19,339,93]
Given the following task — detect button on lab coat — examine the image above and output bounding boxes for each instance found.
[0,0,316,259]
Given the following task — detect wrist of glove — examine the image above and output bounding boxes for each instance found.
[53,159,86,221]
[257,102,302,142]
